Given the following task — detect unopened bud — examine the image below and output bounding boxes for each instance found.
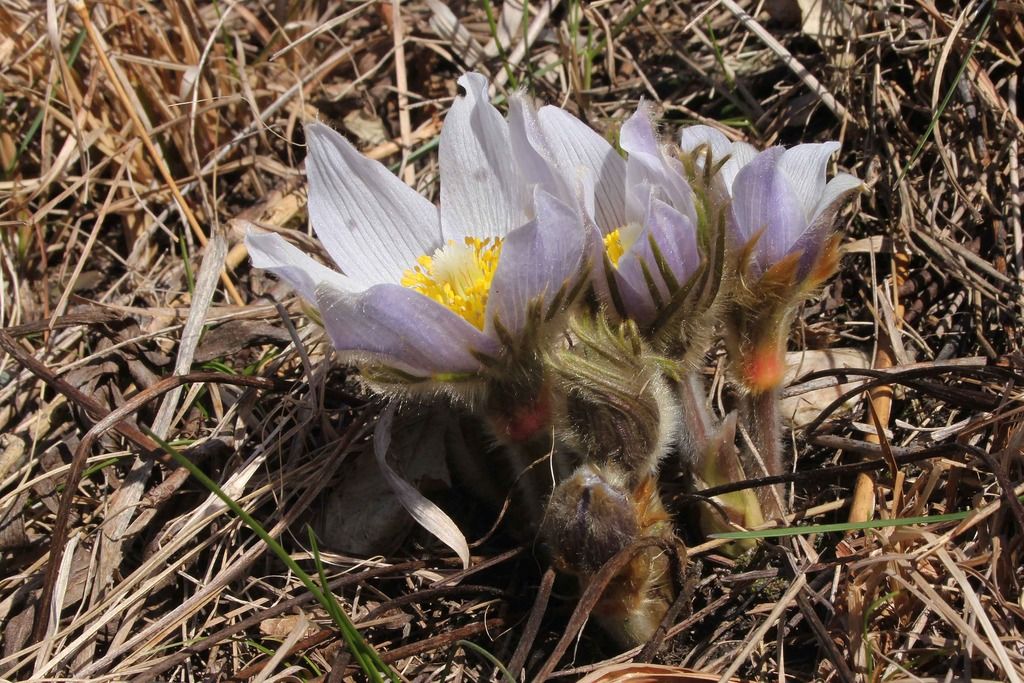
[541,464,680,646]
[548,316,679,479]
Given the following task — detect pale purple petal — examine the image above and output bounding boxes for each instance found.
[305,123,441,288]
[621,105,697,226]
[537,105,626,233]
[314,282,499,377]
[731,147,807,270]
[486,190,587,336]
[246,230,355,301]
[645,198,700,285]
[615,195,699,307]
[440,72,526,241]
[778,142,841,221]
[613,269,659,326]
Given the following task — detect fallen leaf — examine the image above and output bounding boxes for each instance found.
[781,348,871,428]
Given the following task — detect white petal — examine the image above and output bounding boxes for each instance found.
[374,404,470,569]
[246,230,355,300]
[537,105,627,233]
[507,95,566,202]
[679,125,733,158]
[440,72,527,240]
[306,123,441,287]
[778,142,841,222]
[812,172,864,223]
[720,141,758,191]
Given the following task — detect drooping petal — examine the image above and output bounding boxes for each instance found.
[537,105,627,233]
[374,404,470,569]
[246,230,355,301]
[440,72,526,241]
[486,190,588,336]
[778,142,841,222]
[315,282,500,377]
[731,147,807,270]
[305,123,441,287]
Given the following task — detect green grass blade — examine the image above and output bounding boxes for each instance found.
[896,6,992,185]
[456,640,515,683]
[144,429,398,682]
[709,509,973,540]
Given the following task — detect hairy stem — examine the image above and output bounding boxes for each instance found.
[745,386,785,516]
[676,371,716,464]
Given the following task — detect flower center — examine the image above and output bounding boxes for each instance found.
[603,223,646,269]
[400,237,503,330]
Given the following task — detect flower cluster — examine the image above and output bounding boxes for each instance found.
[247,73,861,646]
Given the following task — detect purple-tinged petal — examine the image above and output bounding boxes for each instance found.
[536,105,627,233]
[778,142,840,222]
[440,72,527,241]
[789,172,862,276]
[621,105,698,226]
[507,96,571,207]
[615,196,699,308]
[486,190,587,336]
[305,123,441,288]
[314,282,499,377]
[246,230,355,301]
[731,147,807,270]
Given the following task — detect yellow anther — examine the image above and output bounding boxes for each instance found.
[401,237,503,330]
[603,229,625,267]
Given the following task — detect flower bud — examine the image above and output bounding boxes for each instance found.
[547,315,679,480]
[541,464,679,646]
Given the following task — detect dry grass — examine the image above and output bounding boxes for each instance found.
[1,0,1023,680]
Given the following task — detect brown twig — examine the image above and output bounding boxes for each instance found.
[508,567,556,679]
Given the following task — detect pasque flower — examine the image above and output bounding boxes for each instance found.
[246,73,591,385]
[507,98,715,344]
[680,125,862,283]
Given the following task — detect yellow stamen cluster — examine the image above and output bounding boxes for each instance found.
[603,229,625,267]
[401,237,503,330]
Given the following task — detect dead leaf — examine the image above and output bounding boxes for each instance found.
[343,109,389,147]
[259,614,316,639]
[781,348,871,428]
[193,320,292,363]
[577,663,744,682]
